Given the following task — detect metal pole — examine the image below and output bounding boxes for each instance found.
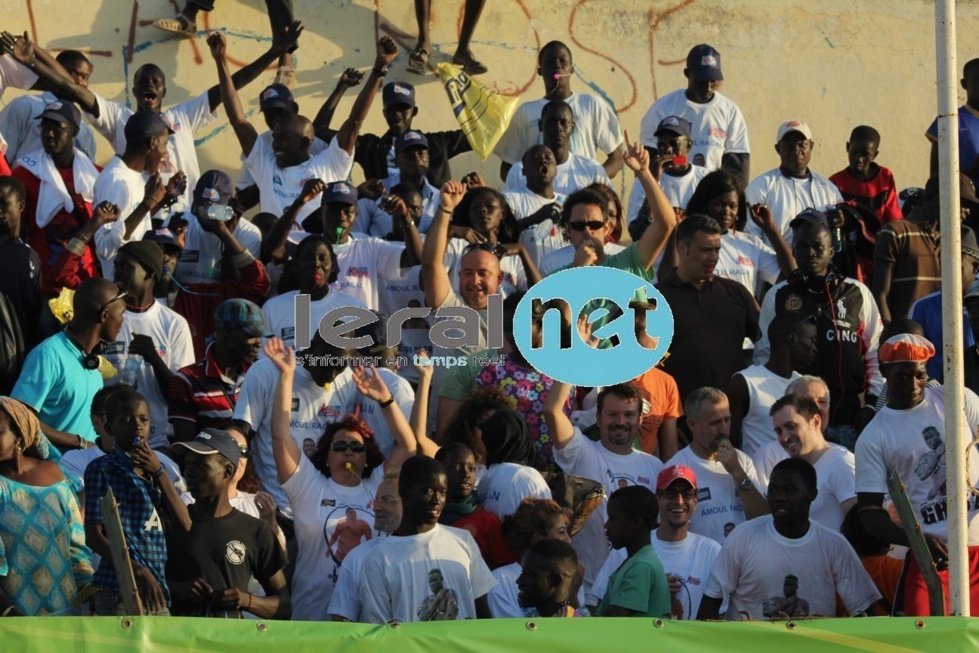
[935,0,969,617]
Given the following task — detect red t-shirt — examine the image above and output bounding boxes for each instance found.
[829,165,903,225]
[452,507,515,568]
[13,164,100,294]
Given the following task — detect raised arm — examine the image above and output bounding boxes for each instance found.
[602,145,625,180]
[208,32,258,157]
[335,37,398,154]
[409,350,440,457]
[351,365,417,471]
[0,31,97,111]
[264,338,303,483]
[623,131,678,270]
[205,21,304,113]
[312,68,363,142]
[380,194,424,267]
[748,203,797,278]
[543,380,576,450]
[422,181,466,308]
[261,178,325,262]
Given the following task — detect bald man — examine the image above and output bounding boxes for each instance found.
[12,278,127,450]
[212,32,398,227]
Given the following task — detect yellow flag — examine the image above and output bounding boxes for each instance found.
[437,63,519,161]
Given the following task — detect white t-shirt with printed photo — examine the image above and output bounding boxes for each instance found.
[668,446,760,545]
[856,386,979,544]
[245,136,354,225]
[328,534,385,621]
[554,428,664,603]
[627,165,709,224]
[504,189,567,269]
[477,462,552,520]
[232,358,355,515]
[85,92,218,211]
[703,516,880,619]
[592,531,721,620]
[236,130,329,189]
[505,151,611,196]
[639,89,750,171]
[103,303,195,450]
[753,442,856,533]
[261,289,368,352]
[327,235,406,311]
[281,454,384,621]
[93,157,150,280]
[716,231,782,300]
[360,524,496,623]
[378,265,432,384]
[496,92,624,165]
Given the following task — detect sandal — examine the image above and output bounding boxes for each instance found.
[407,46,429,75]
[452,54,488,76]
[152,14,196,38]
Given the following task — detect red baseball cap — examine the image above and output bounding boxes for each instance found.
[657,465,698,491]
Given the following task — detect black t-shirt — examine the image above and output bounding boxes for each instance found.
[0,238,41,346]
[167,508,286,617]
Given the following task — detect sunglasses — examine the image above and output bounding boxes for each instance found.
[98,289,128,314]
[238,447,250,459]
[567,220,606,232]
[331,441,366,454]
[463,242,502,258]
[659,489,698,501]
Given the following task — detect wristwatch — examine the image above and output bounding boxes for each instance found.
[738,477,753,492]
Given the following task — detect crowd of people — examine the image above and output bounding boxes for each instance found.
[0,2,977,623]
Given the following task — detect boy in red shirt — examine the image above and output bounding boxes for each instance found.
[830,125,902,225]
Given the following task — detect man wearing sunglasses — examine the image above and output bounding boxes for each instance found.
[12,277,126,450]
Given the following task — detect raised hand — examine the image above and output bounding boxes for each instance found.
[413,348,434,383]
[375,35,398,69]
[439,180,466,213]
[164,171,188,204]
[461,172,486,189]
[0,31,33,65]
[144,172,166,207]
[92,201,120,227]
[130,437,164,477]
[357,179,385,201]
[380,195,410,222]
[340,67,364,87]
[351,365,392,403]
[272,20,304,55]
[623,130,649,174]
[206,31,226,60]
[571,236,602,267]
[298,178,326,204]
[263,338,296,375]
[749,203,775,232]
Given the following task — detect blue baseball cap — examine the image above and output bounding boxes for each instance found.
[655,116,692,139]
[259,83,295,111]
[124,111,174,142]
[142,227,182,251]
[382,81,416,108]
[321,181,358,206]
[172,428,241,470]
[394,130,429,156]
[214,298,272,338]
[686,44,723,82]
[37,100,81,129]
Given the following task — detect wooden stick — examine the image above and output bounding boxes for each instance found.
[99,486,144,616]
[887,470,945,616]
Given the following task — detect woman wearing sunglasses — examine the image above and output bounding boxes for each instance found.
[263,338,417,621]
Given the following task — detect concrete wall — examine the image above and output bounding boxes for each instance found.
[4,0,978,201]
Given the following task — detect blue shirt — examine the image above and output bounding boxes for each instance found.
[84,446,170,604]
[11,332,101,442]
[909,290,976,381]
[927,106,979,188]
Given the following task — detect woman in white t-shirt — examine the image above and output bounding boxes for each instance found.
[445,187,542,294]
[678,170,797,301]
[476,410,552,520]
[264,338,417,621]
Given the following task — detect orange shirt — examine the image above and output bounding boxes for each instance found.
[630,366,682,456]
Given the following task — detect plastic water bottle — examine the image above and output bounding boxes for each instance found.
[118,355,143,388]
[206,204,235,222]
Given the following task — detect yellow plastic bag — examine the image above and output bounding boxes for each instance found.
[48,287,74,325]
[437,63,519,161]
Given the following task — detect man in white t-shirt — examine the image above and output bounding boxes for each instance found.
[504,100,611,195]
[360,455,495,623]
[698,457,880,619]
[504,145,567,269]
[213,33,396,226]
[629,116,708,226]
[104,240,195,450]
[744,121,844,246]
[93,112,186,280]
[544,380,664,607]
[640,44,750,184]
[667,387,767,544]
[754,394,856,533]
[496,40,624,182]
[856,333,979,616]
[591,465,721,620]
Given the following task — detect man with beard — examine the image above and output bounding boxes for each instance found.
[169,299,271,443]
[667,387,767,545]
[168,428,290,618]
[753,213,883,445]
[545,380,664,609]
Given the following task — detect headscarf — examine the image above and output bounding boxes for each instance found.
[0,397,58,461]
[481,410,534,467]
